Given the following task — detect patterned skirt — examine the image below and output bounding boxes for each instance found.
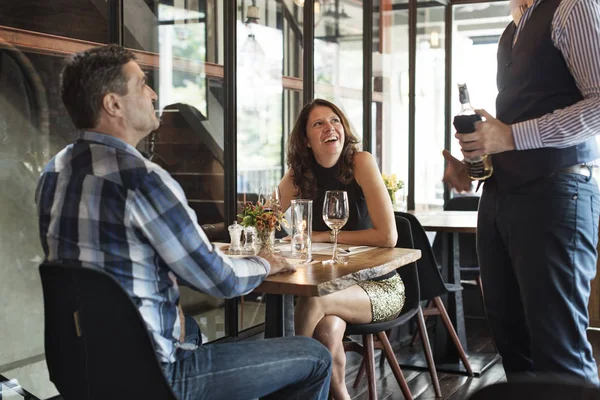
[357,273,406,323]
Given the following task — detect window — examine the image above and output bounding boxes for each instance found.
[375,2,410,209]
[125,0,229,342]
[450,2,511,164]
[0,2,108,397]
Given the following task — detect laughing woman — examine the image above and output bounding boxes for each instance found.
[278,99,405,400]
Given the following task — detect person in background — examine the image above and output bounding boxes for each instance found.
[278,99,404,400]
[443,0,600,384]
[36,44,332,400]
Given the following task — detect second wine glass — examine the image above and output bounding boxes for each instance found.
[259,185,281,211]
[322,190,349,265]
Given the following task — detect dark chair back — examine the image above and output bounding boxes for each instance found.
[395,212,448,300]
[468,380,600,400]
[345,215,421,335]
[39,263,178,400]
[344,216,441,400]
[433,196,479,267]
[395,214,420,314]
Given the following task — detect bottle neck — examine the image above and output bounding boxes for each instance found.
[457,84,474,114]
[460,101,474,112]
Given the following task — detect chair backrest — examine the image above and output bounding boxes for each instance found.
[395,212,449,300]
[432,196,480,267]
[468,380,600,400]
[39,263,178,400]
[394,215,420,313]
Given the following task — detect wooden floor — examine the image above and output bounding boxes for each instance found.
[343,319,600,400]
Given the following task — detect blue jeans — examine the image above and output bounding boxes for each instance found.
[161,316,332,400]
[478,171,600,384]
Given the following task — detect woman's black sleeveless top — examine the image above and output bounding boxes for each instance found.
[311,162,396,281]
[311,162,373,232]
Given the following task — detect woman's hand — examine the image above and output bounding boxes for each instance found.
[312,231,330,243]
[284,231,330,243]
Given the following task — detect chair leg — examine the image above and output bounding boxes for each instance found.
[353,359,367,388]
[433,297,473,376]
[355,331,387,388]
[377,331,413,400]
[416,307,441,398]
[410,299,432,346]
[476,275,498,353]
[363,334,378,400]
[379,330,390,367]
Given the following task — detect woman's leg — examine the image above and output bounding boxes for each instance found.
[295,285,373,399]
[295,284,373,338]
[314,315,350,400]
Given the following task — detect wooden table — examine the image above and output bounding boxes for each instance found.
[256,246,422,338]
[407,210,500,376]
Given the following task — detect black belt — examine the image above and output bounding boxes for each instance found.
[559,164,593,177]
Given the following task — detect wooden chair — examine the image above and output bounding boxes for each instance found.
[39,263,178,400]
[396,212,473,376]
[343,215,441,400]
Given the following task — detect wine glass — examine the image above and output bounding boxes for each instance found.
[259,185,281,211]
[322,190,349,265]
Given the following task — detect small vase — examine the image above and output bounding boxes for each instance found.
[388,189,396,205]
[256,228,275,255]
[393,188,407,212]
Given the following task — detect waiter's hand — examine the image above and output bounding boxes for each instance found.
[442,150,473,192]
[456,109,515,158]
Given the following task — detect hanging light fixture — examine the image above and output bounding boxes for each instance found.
[245,0,260,24]
[292,0,322,14]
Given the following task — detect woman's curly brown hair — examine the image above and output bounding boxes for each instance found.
[287,99,360,199]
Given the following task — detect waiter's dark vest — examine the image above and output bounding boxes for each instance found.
[491,0,598,191]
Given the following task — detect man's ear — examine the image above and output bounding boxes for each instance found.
[102,93,123,118]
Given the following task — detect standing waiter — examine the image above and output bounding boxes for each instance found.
[443,0,600,384]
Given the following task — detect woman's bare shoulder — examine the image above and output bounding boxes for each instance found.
[353,151,376,169]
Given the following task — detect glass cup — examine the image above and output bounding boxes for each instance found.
[259,185,281,211]
[290,199,313,263]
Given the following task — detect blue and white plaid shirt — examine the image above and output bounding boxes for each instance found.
[35,131,270,363]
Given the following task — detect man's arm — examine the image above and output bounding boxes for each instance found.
[511,0,600,150]
[130,170,270,299]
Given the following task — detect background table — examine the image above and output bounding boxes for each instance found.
[408,210,500,376]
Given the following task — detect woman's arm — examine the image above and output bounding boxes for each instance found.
[336,151,397,248]
[278,168,336,243]
[278,168,296,213]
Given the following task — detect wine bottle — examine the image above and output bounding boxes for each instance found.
[453,83,493,181]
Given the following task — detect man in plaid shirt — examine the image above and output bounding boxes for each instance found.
[36,44,331,400]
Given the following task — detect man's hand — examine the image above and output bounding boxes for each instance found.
[259,252,296,275]
[442,150,473,192]
[456,109,515,159]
